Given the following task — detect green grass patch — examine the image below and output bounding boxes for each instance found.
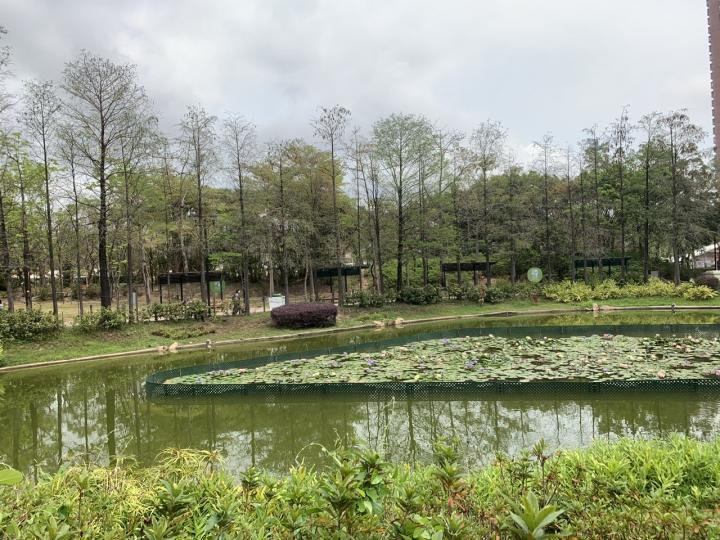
[3,297,720,368]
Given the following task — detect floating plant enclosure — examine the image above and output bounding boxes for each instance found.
[147,324,720,397]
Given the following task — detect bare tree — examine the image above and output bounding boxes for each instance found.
[7,134,32,308]
[119,108,155,319]
[373,113,424,293]
[22,80,61,315]
[0,135,14,311]
[223,114,256,314]
[533,134,555,279]
[638,112,662,282]
[57,126,83,314]
[62,51,146,308]
[312,105,350,304]
[267,140,292,304]
[471,120,506,286]
[0,27,12,120]
[179,104,216,306]
[610,107,632,279]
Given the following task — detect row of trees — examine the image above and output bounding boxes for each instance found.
[0,28,716,316]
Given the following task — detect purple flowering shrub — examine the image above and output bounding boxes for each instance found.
[270,302,338,329]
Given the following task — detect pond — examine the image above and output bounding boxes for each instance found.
[2,310,720,480]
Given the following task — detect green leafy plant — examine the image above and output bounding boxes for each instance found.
[0,309,61,341]
[0,466,22,486]
[397,285,440,305]
[505,492,566,539]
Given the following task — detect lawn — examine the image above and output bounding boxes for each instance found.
[4,297,720,368]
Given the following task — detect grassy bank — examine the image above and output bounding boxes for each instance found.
[4,297,720,367]
[1,436,718,538]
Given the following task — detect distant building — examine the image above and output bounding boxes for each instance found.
[708,0,720,161]
[693,242,720,269]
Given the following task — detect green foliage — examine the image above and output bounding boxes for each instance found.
[140,301,210,322]
[73,283,100,300]
[447,283,485,302]
[73,308,127,332]
[485,281,517,304]
[35,285,54,301]
[397,285,440,305]
[344,290,389,308]
[0,309,61,341]
[1,438,720,538]
[168,333,720,386]
[0,467,22,486]
[542,278,718,304]
[505,492,566,539]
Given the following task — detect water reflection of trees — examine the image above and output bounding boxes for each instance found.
[1,362,720,474]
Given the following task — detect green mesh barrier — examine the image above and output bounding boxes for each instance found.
[145,323,720,399]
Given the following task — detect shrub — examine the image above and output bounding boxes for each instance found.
[447,283,485,302]
[485,281,516,304]
[81,283,100,300]
[542,281,594,303]
[74,308,126,332]
[397,285,440,305]
[345,290,388,308]
[140,301,211,322]
[695,272,720,290]
[0,309,61,341]
[542,277,718,303]
[35,285,53,301]
[271,302,337,328]
[681,284,717,300]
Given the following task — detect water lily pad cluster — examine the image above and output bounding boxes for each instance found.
[165,334,720,386]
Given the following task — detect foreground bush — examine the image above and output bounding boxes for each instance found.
[1,437,718,538]
[543,277,718,303]
[0,309,61,341]
[74,308,127,332]
[397,285,440,305]
[271,302,338,328]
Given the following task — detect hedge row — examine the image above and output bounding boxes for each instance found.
[271,302,338,328]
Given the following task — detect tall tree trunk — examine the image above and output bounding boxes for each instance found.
[330,139,344,305]
[123,160,134,321]
[70,158,83,315]
[17,162,32,309]
[98,136,111,308]
[0,164,14,312]
[482,168,492,286]
[566,150,577,281]
[237,163,251,315]
[278,161,290,304]
[139,228,152,304]
[41,137,58,315]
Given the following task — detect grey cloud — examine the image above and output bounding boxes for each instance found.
[0,0,712,155]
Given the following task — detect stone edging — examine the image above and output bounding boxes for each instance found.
[1,304,717,373]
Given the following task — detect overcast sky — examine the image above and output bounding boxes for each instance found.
[1,0,713,161]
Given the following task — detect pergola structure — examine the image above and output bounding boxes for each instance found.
[316,265,367,293]
[156,271,223,303]
[440,261,496,286]
[574,257,631,276]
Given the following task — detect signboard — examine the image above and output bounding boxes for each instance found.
[210,280,224,294]
[527,267,543,283]
[268,295,285,309]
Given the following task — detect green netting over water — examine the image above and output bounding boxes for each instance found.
[145,323,720,399]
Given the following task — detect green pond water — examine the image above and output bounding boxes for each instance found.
[2,310,720,478]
